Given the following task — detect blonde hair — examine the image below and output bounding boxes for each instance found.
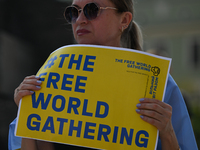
[109,0,143,50]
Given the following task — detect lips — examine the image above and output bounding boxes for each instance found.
[76,29,91,36]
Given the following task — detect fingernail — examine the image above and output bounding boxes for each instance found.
[30,91,34,93]
[140,115,144,119]
[136,109,140,112]
[136,104,141,107]
[35,76,40,79]
[139,98,145,102]
[36,86,41,89]
[37,80,42,84]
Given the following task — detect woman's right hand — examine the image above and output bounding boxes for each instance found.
[14,75,42,106]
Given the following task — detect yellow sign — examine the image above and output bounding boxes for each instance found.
[15,45,171,150]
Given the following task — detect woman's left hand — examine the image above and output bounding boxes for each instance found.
[136,98,173,135]
[136,98,180,150]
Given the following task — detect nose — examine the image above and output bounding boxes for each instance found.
[75,10,88,24]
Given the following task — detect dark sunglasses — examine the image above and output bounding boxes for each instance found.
[64,2,117,24]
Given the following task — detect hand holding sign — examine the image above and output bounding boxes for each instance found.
[14,75,42,106]
[136,98,179,150]
[136,98,172,132]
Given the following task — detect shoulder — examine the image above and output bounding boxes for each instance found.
[164,74,183,104]
[164,76,198,150]
[166,74,178,92]
[164,74,189,120]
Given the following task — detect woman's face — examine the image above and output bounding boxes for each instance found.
[71,0,123,47]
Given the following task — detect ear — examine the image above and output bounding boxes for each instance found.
[119,12,132,31]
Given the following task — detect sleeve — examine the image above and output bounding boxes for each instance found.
[8,118,22,150]
[157,74,198,150]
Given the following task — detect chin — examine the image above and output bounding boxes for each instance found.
[77,39,98,45]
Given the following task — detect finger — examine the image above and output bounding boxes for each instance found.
[19,83,41,91]
[24,75,40,80]
[140,115,163,130]
[136,109,163,122]
[137,102,172,119]
[139,98,172,110]
[18,76,42,91]
[22,79,42,86]
[140,114,173,132]
[16,89,35,98]
[136,102,164,115]
[14,75,41,106]
[15,83,41,101]
[14,89,34,106]
[22,77,42,86]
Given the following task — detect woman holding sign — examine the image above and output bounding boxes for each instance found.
[11,0,198,150]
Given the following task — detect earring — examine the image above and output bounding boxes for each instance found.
[122,26,124,32]
[122,25,128,32]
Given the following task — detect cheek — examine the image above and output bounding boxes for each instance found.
[72,25,77,39]
[92,26,106,41]
[99,14,120,33]
[94,19,112,33]
[95,21,118,38]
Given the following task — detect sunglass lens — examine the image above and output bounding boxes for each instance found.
[65,7,78,23]
[84,3,99,20]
